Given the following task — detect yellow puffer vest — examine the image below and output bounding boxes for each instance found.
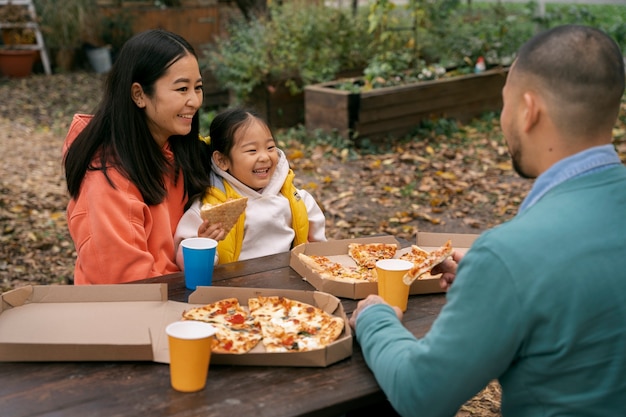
[202,169,309,263]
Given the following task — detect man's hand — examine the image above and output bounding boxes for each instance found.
[349,295,403,331]
[431,250,464,290]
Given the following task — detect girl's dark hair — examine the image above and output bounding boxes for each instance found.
[197,107,267,187]
[64,29,211,207]
[207,107,267,161]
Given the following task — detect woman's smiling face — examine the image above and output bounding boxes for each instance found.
[215,117,278,191]
[138,53,203,147]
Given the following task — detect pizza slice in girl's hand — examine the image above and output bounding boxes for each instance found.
[200,197,248,235]
[182,297,262,354]
[402,240,453,286]
[347,243,398,269]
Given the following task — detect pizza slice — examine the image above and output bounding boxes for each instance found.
[398,245,430,264]
[200,197,248,235]
[182,297,262,354]
[348,243,398,269]
[402,240,453,286]
[297,253,376,283]
[248,296,344,353]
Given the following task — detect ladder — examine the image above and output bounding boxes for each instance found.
[0,0,51,75]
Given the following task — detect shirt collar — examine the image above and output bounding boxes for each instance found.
[518,144,621,214]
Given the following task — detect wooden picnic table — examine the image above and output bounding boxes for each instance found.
[0,250,447,417]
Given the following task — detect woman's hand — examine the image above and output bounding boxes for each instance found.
[197,220,226,241]
[431,250,464,290]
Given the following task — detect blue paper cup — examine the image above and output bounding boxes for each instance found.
[181,237,218,290]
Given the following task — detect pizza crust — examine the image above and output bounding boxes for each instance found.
[200,197,248,234]
[183,298,263,354]
[402,240,453,285]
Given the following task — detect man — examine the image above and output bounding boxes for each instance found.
[350,25,626,417]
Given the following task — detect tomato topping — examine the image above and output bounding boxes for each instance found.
[223,340,233,351]
[226,314,245,324]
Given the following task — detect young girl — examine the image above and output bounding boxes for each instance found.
[174,107,326,266]
[63,30,211,284]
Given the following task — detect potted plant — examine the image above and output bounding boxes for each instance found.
[203,1,374,128]
[0,0,39,77]
[34,0,101,72]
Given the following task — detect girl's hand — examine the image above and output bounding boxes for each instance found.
[197,221,226,241]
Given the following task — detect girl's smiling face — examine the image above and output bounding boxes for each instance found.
[132,53,203,148]
[213,118,278,191]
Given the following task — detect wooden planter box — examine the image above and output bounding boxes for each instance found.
[240,68,364,129]
[305,67,509,141]
[245,83,305,129]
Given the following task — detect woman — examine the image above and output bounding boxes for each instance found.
[63,29,211,284]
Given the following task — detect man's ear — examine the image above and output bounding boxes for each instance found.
[213,151,230,171]
[131,83,146,108]
[522,91,540,133]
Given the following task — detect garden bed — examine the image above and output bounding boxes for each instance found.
[305,67,509,141]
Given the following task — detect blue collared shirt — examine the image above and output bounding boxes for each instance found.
[518,144,622,214]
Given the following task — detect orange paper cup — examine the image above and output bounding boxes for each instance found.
[375,259,414,312]
[165,321,217,392]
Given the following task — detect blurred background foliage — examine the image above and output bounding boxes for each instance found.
[203,0,626,101]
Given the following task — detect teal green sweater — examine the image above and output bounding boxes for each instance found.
[356,166,626,417]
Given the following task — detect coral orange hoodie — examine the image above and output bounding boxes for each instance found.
[64,114,185,284]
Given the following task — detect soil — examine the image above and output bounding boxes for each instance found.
[1,71,623,416]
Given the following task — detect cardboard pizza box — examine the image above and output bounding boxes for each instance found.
[0,284,351,367]
[187,286,352,367]
[290,232,479,299]
[0,284,186,363]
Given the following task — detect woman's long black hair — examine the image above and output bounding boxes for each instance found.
[64,29,211,207]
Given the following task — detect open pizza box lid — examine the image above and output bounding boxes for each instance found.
[187,286,352,367]
[0,284,186,363]
[290,232,479,300]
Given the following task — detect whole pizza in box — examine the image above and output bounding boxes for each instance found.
[297,241,452,284]
[182,287,353,367]
[182,295,344,354]
[291,236,458,299]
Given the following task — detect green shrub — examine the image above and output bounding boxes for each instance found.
[536,3,626,51]
[348,1,537,90]
[203,1,625,99]
[203,2,374,103]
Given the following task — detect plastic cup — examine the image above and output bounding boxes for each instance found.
[375,259,414,312]
[181,237,218,290]
[166,321,217,392]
